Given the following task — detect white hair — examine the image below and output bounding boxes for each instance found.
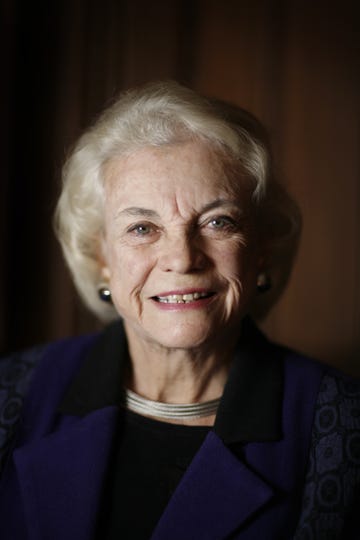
[55,80,300,320]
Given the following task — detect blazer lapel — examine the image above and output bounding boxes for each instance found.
[13,407,118,540]
[152,431,274,540]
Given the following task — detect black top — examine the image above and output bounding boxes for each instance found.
[99,411,209,539]
[59,319,283,539]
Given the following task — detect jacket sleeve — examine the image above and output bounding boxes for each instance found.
[294,371,360,539]
[0,346,46,475]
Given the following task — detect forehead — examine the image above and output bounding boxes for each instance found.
[102,140,248,206]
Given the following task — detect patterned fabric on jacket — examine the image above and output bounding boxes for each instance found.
[0,325,359,539]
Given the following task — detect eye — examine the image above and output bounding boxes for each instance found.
[127,222,155,236]
[207,216,237,230]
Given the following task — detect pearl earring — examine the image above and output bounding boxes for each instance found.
[98,284,112,303]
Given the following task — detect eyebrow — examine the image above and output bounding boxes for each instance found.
[115,199,242,220]
[200,198,242,213]
[115,207,160,219]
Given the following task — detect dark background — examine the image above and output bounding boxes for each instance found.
[1,0,359,375]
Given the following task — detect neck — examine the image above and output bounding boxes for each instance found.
[124,324,237,406]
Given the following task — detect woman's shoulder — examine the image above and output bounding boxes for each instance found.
[0,333,99,473]
[0,344,48,472]
[265,329,360,388]
[293,365,360,536]
[0,344,50,425]
[0,333,98,395]
[283,343,360,417]
[251,320,360,399]
[261,330,360,451]
[264,339,360,536]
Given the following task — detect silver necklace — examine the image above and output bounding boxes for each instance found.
[124,388,221,420]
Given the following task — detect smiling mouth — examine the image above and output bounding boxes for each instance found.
[153,292,215,304]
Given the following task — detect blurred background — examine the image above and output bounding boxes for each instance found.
[1,0,359,375]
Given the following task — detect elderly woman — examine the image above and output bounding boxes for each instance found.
[0,82,359,540]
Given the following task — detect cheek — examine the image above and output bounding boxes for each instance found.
[214,241,249,276]
[106,246,154,294]
[216,242,259,304]
[219,247,259,320]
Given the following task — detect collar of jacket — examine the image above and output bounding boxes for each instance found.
[8,319,324,540]
[59,317,283,444]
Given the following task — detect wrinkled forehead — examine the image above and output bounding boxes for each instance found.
[101,139,255,203]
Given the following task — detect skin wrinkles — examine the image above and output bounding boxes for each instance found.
[100,140,263,416]
[114,198,247,221]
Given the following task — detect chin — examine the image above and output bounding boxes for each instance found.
[147,325,216,351]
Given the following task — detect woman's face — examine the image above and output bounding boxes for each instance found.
[101,140,263,351]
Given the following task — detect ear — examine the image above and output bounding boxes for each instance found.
[256,253,267,274]
[256,227,271,268]
[101,265,111,281]
[96,236,111,281]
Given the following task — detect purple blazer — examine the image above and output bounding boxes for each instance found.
[0,325,359,539]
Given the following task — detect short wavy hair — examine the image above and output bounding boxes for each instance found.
[55,80,301,321]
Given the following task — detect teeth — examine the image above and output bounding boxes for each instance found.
[157,292,210,303]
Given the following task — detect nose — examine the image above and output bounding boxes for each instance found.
[158,230,207,274]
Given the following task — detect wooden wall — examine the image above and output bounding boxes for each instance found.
[1,0,359,374]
